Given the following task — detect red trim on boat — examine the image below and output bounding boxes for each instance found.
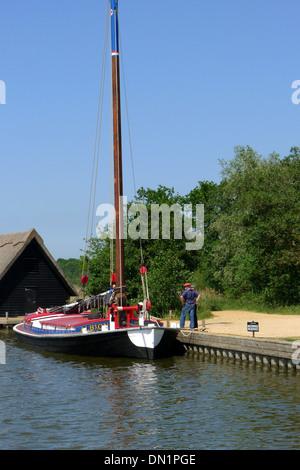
[40,316,108,327]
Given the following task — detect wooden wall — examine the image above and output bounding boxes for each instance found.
[0,239,74,317]
[178,330,300,371]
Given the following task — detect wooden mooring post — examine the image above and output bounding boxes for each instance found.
[177,330,300,371]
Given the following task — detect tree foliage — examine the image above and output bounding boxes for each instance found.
[57,258,82,288]
[58,147,300,314]
[208,146,300,305]
[83,185,200,313]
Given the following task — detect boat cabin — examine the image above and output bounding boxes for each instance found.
[0,228,77,317]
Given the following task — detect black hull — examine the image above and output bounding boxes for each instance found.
[13,325,185,360]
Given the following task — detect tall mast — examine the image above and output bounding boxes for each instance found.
[111,0,126,307]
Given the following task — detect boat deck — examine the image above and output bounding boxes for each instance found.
[39,315,105,327]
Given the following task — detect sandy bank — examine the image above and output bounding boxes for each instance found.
[179,310,300,339]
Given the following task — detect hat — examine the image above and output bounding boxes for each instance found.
[183,283,191,287]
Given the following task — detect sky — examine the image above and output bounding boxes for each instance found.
[1,0,299,260]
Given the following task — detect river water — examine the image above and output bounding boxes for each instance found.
[0,329,299,450]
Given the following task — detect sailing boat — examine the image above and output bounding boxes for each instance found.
[13,0,185,360]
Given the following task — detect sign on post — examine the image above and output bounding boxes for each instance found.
[247,321,259,337]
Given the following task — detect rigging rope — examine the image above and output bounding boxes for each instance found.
[82,0,111,282]
[119,34,145,268]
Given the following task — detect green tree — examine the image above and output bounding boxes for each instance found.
[184,180,222,289]
[83,238,112,295]
[209,146,300,305]
[84,185,198,315]
[147,247,190,313]
[57,258,82,288]
[83,151,300,312]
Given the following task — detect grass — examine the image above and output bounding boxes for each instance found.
[282,338,300,342]
[198,289,300,315]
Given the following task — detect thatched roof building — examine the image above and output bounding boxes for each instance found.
[0,228,77,317]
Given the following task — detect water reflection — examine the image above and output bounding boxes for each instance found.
[0,330,299,450]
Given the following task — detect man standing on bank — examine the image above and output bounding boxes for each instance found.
[180,283,200,329]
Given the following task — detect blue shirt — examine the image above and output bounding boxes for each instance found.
[182,289,199,304]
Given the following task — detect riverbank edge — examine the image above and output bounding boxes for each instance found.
[177,330,300,371]
[2,316,299,371]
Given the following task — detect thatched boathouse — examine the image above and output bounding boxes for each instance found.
[0,228,76,317]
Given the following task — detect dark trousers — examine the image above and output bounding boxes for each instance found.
[180,304,195,329]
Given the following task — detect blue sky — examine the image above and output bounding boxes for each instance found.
[1,0,299,260]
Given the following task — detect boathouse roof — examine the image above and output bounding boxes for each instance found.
[0,228,76,295]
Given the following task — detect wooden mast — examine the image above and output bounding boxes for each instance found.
[111,0,126,308]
